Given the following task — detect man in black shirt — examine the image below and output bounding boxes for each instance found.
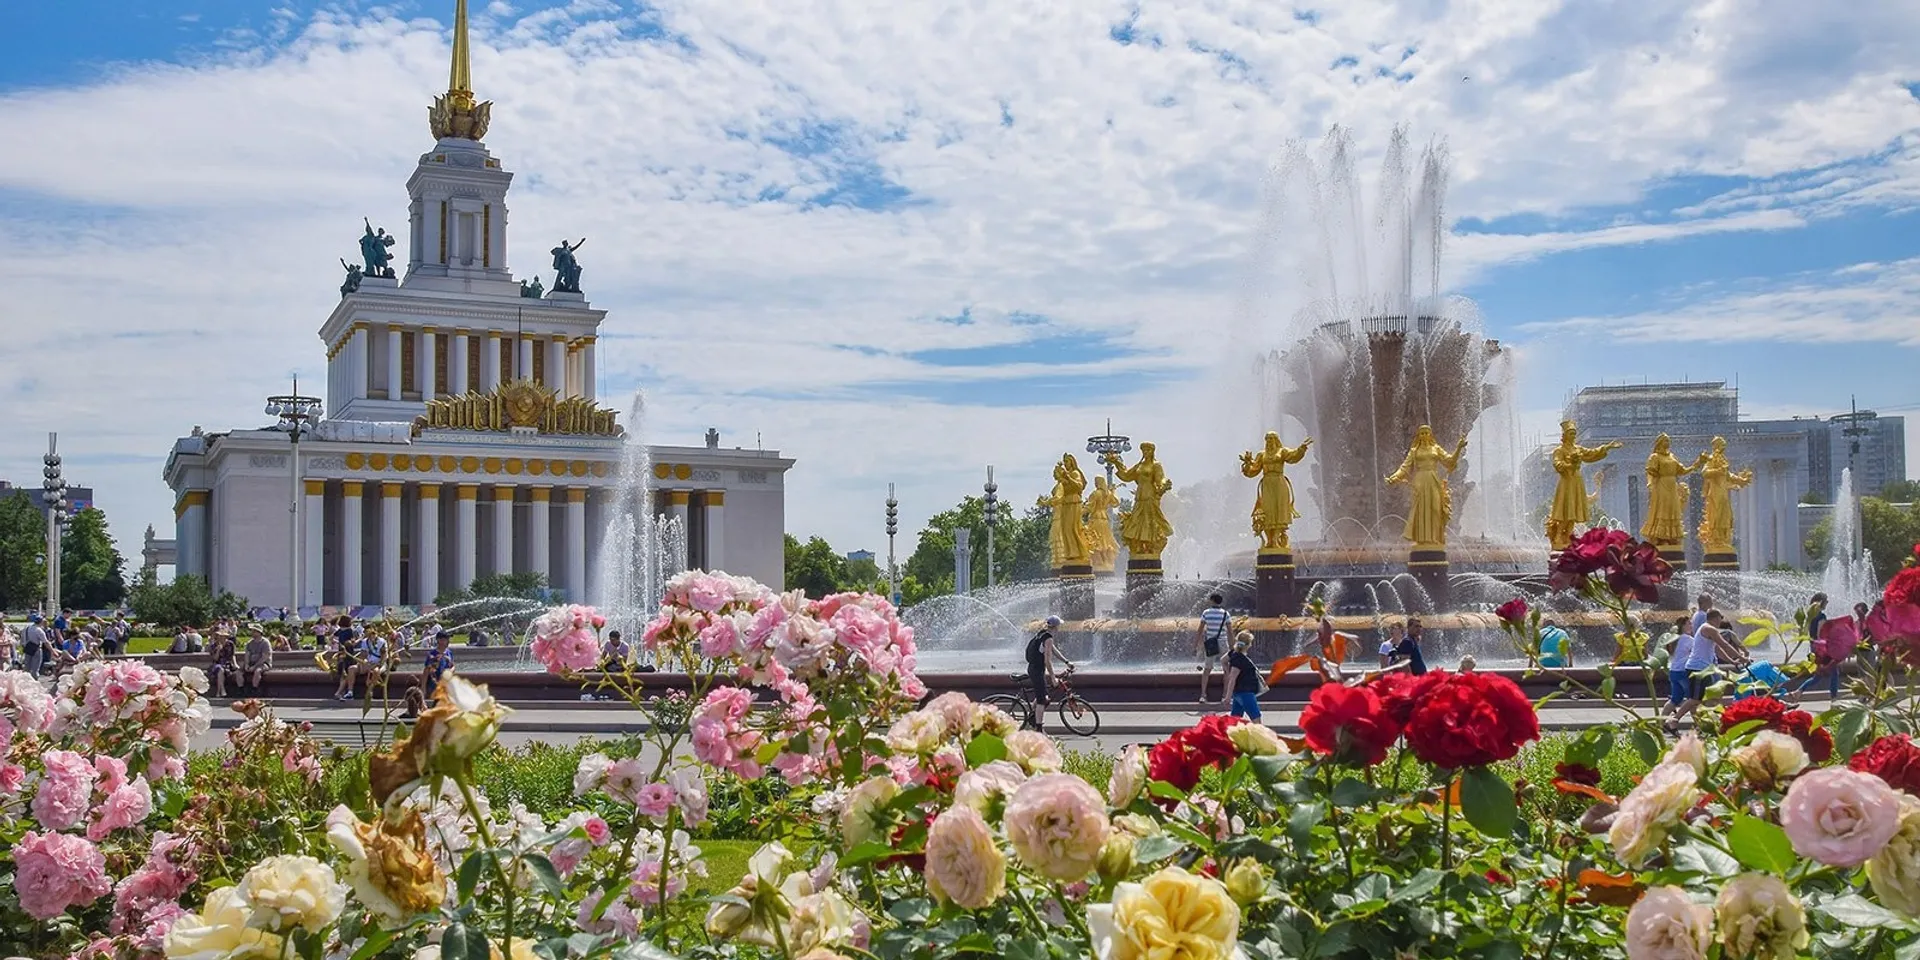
[1391,617,1429,676]
[1224,632,1264,720]
[1024,616,1071,731]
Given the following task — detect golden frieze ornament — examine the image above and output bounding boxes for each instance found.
[412,379,623,438]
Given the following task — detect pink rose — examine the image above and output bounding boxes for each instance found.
[698,618,741,660]
[111,833,197,935]
[0,763,26,794]
[603,757,649,806]
[576,889,639,936]
[635,782,676,820]
[93,755,129,794]
[1624,885,1712,960]
[687,575,735,613]
[582,815,612,846]
[627,858,687,905]
[1781,767,1902,867]
[31,749,98,831]
[1004,774,1111,882]
[829,605,891,661]
[13,831,112,919]
[531,627,602,675]
[88,777,154,840]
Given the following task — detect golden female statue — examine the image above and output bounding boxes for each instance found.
[1696,437,1753,554]
[1546,421,1623,550]
[1048,454,1091,571]
[1240,431,1311,551]
[1082,476,1120,573]
[1104,442,1174,560]
[1384,425,1467,550]
[1641,433,1696,548]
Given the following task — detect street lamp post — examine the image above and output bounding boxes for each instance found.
[42,433,66,615]
[983,465,999,590]
[1085,418,1132,486]
[267,378,324,615]
[885,484,899,605]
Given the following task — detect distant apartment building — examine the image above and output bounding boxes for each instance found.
[1537,383,1907,571]
[0,480,95,515]
[845,549,876,563]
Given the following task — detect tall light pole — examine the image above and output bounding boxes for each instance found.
[267,378,324,615]
[42,433,65,615]
[1086,418,1132,486]
[983,465,999,590]
[885,484,899,605]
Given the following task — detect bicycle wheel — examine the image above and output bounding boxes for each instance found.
[1056,695,1101,737]
[982,693,1034,730]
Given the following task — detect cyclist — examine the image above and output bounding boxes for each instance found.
[1025,615,1073,731]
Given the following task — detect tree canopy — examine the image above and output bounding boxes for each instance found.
[1803,496,1920,580]
[901,493,1053,602]
[127,572,249,628]
[61,507,127,609]
[0,492,45,612]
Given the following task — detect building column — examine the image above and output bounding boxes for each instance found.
[454,483,478,592]
[565,487,587,602]
[303,479,325,607]
[175,491,209,580]
[348,324,370,400]
[380,482,403,606]
[341,482,364,607]
[483,333,502,391]
[546,335,566,392]
[492,484,515,575]
[451,330,470,395]
[417,482,441,604]
[421,327,438,402]
[516,335,534,382]
[386,325,405,400]
[704,490,726,573]
[581,338,597,400]
[527,486,552,583]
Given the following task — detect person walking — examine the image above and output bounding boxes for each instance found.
[21,613,49,678]
[1665,610,1748,731]
[1389,617,1429,676]
[1195,593,1231,704]
[1224,632,1265,721]
[1025,616,1072,731]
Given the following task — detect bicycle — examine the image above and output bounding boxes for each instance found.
[984,666,1102,737]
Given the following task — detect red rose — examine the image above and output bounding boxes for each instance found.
[1495,598,1530,626]
[1852,734,1920,795]
[1549,528,1631,590]
[1147,715,1247,790]
[1553,762,1602,787]
[1719,696,1787,732]
[1604,541,1673,603]
[1777,710,1834,764]
[1887,567,1920,608]
[1403,671,1540,769]
[1300,684,1401,767]
[1368,671,1433,727]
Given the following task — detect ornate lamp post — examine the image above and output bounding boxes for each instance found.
[42,433,65,615]
[983,465,999,590]
[1086,419,1131,486]
[885,484,900,605]
[267,378,324,614]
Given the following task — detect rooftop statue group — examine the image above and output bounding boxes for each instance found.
[337,220,588,300]
[1044,421,1757,576]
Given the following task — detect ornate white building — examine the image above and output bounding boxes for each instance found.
[163,3,791,613]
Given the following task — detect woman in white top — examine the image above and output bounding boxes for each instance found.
[1664,610,1748,731]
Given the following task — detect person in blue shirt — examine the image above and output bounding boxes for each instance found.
[421,632,455,692]
[1538,619,1573,669]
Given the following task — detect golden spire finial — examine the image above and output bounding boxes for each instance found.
[428,0,492,140]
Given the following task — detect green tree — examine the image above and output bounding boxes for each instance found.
[60,507,127,609]
[1881,479,1920,504]
[1804,497,1920,579]
[127,573,249,628]
[784,534,847,598]
[0,491,46,612]
[434,572,552,635]
[903,493,1055,598]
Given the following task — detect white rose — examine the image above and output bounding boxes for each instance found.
[237,854,347,933]
[885,709,947,754]
[1715,873,1808,960]
[1004,730,1063,774]
[1610,762,1702,867]
[1109,744,1149,808]
[421,673,511,764]
[954,760,1028,815]
[839,777,899,847]
[1663,733,1707,776]
[165,886,282,960]
[573,753,612,797]
[1869,793,1920,916]
[1227,723,1286,758]
[176,665,210,694]
[1730,731,1808,790]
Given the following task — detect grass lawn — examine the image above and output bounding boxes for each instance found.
[694,838,756,893]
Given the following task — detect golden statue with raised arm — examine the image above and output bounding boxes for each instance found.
[1696,436,1753,555]
[1546,420,1623,551]
[1083,476,1120,573]
[1641,433,1696,549]
[1385,425,1467,550]
[1104,442,1175,561]
[1048,454,1091,571]
[1240,431,1311,551]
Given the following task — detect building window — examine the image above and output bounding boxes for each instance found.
[468,341,482,392]
[401,331,416,395]
[532,340,545,387]
[434,333,449,395]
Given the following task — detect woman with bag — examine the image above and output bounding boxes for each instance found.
[1224,632,1267,720]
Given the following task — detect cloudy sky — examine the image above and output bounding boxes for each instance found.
[1,0,1917,564]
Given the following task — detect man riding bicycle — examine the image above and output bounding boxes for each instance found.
[1025,616,1075,732]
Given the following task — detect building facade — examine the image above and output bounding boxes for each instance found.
[0,481,96,516]
[162,8,791,613]
[1549,382,1907,571]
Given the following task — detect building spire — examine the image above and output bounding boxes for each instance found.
[428,0,492,141]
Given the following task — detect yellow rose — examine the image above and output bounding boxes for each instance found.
[164,886,283,960]
[1097,833,1137,883]
[840,777,900,848]
[1088,866,1242,960]
[1226,723,1286,759]
[421,673,511,766]
[1716,873,1808,960]
[326,805,447,921]
[1730,731,1808,791]
[1869,794,1920,916]
[237,855,346,934]
[1223,859,1267,906]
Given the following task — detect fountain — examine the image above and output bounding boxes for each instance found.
[589,390,690,644]
[1821,467,1878,612]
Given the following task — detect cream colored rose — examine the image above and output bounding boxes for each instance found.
[885,709,946,754]
[1730,731,1808,791]
[1716,873,1807,960]
[839,777,900,848]
[924,806,1007,909]
[1223,859,1267,906]
[1088,866,1242,960]
[325,805,447,921]
[1097,832,1137,882]
[237,854,346,933]
[1869,793,1920,916]
[781,872,857,955]
[421,673,512,765]
[164,886,283,960]
[1624,885,1711,960]
[971,702,1020,738]
[1005,730,1064,774]
[1610,761,1702,867]
[1227,723,1286,759]
[953,760,1027,816]
[1664,733,1707,776]
[1109,744,1149,808]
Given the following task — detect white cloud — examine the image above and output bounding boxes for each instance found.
[0,0,1916,560]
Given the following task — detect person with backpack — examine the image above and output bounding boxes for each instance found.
[1224,632,1267,720]
[1025,616,1073,731]
[1195,593,1231,704]
[21,613,49,677]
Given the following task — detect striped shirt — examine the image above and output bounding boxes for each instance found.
[1200,607,1230,644]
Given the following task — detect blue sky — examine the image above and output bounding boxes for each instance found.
[0,0,1916,556]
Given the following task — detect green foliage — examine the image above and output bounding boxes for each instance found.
[60,507,127,609]
[785,533,849,598]
[0,491,45,611]
[473,738,606,811]
[903,493,1054,599]
[127,571,249,627]
[1806,496,1920,579]
[434,571,551,632]
[1881,478,1920,503]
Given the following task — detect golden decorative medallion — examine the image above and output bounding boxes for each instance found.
[529,459,547,476]
[570,460,589,477]
[483,457,502,474]
[506,458,524,475]
[370,453,389,470]
[653,463,671,479]
[501,380,544,427]
[551,459,569,476]
[345,452,366,470]
[461,456,480,473]
[674,464,692,480]
[590,462,609,478]
[438,455,457,472]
